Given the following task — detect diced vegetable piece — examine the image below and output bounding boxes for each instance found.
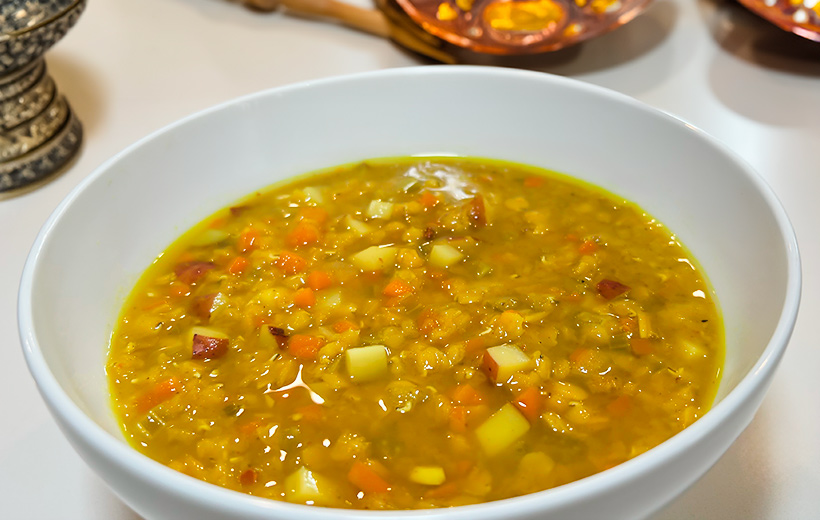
[287,221,321,247]
[482,345,533,383]
[333,320,359,333]
[409,466,446,486]
[579,239,598,255]
[429,244,464,268]
[637,310,652,338]
[513,387,544,422]
[238,228,259,252]
[346,345,389,382]
[174,261,214,284]
[302,187,325,204]
[452,384,483,406]
[135,377,180,413]
[261,326,288,349]
[630,338,653,356]
[293,287,316,308]
[239,469,258,486]
[418,191,440,208]
[597,279,630,300]
[475,403,531,456]
[606,395,632,417]
[191,293,217,320]
[367,200,394,219]
[449,405,468,433]
[350,246,397,271]
[347,461,391,493]
[306,271,333,290]
[317,289,342,309]
[346,216,372,235]
[284,467,333,505]
[190,326,229,359]
[299,206,329,224]
[523,176,544,187]
[288,334,325,359]
[276,251,307,274]
[383,278,414,297]
[190,229,230,246]
[681,339,707,359]
[228,256,248,274]
[467,195,487,228]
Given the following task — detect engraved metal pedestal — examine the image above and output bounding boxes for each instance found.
[0,0,87,192]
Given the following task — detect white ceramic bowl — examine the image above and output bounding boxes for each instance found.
[19,66,800,520]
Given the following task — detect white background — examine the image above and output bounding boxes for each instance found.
[1,0,818,518]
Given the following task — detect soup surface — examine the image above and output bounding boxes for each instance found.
[108,158,723,509]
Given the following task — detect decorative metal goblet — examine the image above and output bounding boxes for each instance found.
[0,0,86,192]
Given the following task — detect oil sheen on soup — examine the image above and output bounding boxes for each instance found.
[107,158,723,509]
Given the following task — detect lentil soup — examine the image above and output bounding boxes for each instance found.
[107,158,723,509]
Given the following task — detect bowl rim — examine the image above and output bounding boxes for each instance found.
[17,65,802,518]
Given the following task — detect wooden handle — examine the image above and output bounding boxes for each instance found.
[242,0,455,63]
[245,0,391,37]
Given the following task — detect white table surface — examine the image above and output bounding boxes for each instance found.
[2,0,818,518]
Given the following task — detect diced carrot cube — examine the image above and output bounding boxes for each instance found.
[569,347,593,366]
[169,282,190,298]
[306,270,333,291]
[451,384,483,406]
[239,469,258,486]
[449,405,468,433]
[288,334,325,359]
[578,240,598,255]
[425,482,458,499]
[276,251,307,274]
[463,337,486,353]
[383,278,414,297]
[418,191,440,208]
[417,309,440,334]
[620,316,638,333]
[238,420,264,437]
[333,320,359,333]
[514,387,544,422]
[135,377,180,413]
[606,395,633,417]
[228,256,248,275]
[295,403,324,423]
[287,221,321,247]
[347,461,391,494]
[293,287,316,308]
[298,207,328,225]
[630,338,653,356]
[238,228,259,253]
[523,176,544,188]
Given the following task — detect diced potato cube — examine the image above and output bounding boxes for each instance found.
[637,310,652,339]
[189,229,230,246]
[302,187,325,204]
[284,466,333,505]
[483,345,533,383]
[680,340,707,359]
[367,200,394,219]
[475,403,531,456]
[346,345,389,382]
[429,244,464,268]
[409,466,446,486]
[190,326,228,341]
[346,216,372,236]
[350,246,397,271]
